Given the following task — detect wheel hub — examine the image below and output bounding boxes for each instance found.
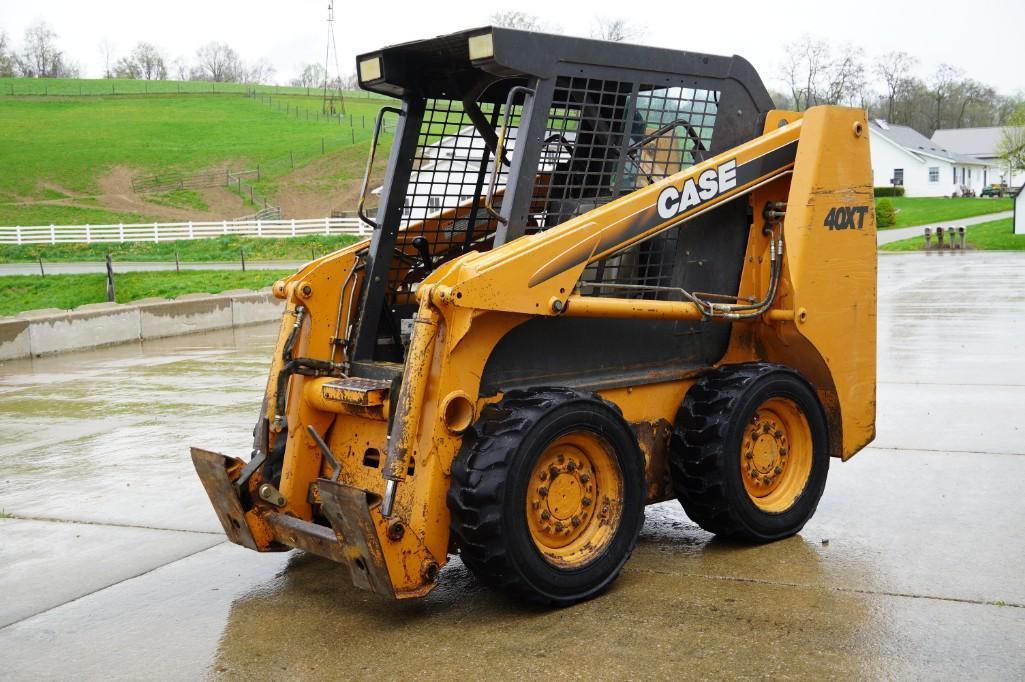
[529,448,596,548]
[743,411,789,496]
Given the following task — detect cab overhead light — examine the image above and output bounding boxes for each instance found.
[359,56,382,82]
[468,33,494,61]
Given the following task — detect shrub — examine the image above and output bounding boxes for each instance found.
[876,198,896,228]
[874,186,906,197]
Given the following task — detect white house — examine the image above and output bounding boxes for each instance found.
[1015,185,1024,235]
[868,119,988,197]
[931,126,1025,190]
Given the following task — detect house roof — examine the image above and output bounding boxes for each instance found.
[932,126,1023,159]
[869,119,982,165]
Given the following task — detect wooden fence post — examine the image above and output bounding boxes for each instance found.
[105,254,116,302]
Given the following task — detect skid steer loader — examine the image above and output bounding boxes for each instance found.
[192,27,876,605]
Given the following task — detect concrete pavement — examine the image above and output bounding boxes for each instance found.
[1,253,1024,679]
[876,210,1012,245]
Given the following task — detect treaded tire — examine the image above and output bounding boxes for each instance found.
[447,387,646,606]
[669,363,829,542]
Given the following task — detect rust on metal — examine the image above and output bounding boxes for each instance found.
[190,447,259,551]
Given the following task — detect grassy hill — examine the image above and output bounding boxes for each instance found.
[0,79,394,227]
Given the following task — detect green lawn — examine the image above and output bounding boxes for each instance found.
[0,94,384,201]
[0,269,293,317]
[877,196,1012,229]
[0,234,362,263]
[881,217,1023,251]
[0,76,391,99]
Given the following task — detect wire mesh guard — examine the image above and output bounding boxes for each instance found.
[384,81,719,305]
[385,99,517,305]
[535,78,720,300]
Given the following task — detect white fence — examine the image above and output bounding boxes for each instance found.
[0,217,370,245]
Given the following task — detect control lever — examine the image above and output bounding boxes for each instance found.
[411,236,433,273]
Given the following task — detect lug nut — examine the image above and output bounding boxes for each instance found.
[774,430,783,439]
[580,473,590,484]
[762,476,772,485]
[763,423,771,433]
[582,496,592,507]
[567,460,577,472]
[538,486,548,497]
[571,516,581,527]
[539,471,547,481]
[774,466,783,474]
[555,521,564,532]
[745,450,753,459]
[779,447,788,456]
[541,511,550,521]
[549,465,560,479]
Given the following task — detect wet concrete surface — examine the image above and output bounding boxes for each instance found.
[1,252,1024,679]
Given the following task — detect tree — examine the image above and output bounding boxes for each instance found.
[778,36,866,110]
[929,64,960,132]
[779,35,830,110]
[490,11,544,31]
[192,42,244,82]
[245,58,275,85]
[820,45,867,107]
[98,38,115,79]
[113,42,167,80]
[998,104,1025,174]
[171,56,189,81]
[0,30,14,77]
[875,51,917,122]
[292,63,327,89]
[15,21,75,78]
[591,16,644,42]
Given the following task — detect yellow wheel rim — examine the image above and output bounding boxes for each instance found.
[740,397,813,513]
[525,432,623,568]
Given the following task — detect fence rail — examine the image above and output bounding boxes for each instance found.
[0,217,370,245]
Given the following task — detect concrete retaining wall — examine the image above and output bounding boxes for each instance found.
[0,289,283,361]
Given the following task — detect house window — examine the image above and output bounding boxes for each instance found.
[928,167,939,183]
[953,167,957,183]
[961,168,966,184]
[893,169,904,186]
[427,196,441,210]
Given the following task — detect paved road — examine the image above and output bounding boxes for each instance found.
[0,260,305,275]
[1,253,1024,679]
[876,210,1013,245]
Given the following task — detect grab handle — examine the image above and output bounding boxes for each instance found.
[357,106,402,230]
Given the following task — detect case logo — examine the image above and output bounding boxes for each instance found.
[656,159,738,220]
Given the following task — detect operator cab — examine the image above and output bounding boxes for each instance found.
[350,26,774,377]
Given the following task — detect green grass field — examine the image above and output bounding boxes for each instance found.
[0,79,395,227]
[876,196,1012,229]
[880,218,1023,251]
[0,269,293,317]
[0,234,363,263]
[0,76,392,99]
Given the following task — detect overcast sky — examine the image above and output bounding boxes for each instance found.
[2,0,1022,95]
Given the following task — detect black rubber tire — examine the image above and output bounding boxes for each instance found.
[669,363,830,542]
[447,387,646,606]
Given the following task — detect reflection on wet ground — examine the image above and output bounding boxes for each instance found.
[1,253,1024,679]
